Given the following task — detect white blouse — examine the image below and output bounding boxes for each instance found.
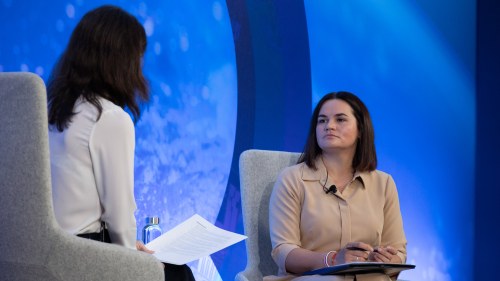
[49,96,137,249]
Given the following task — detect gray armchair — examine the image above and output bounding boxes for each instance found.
[235,149,411,281]
[0,72,164,281]
[236,149,301,281]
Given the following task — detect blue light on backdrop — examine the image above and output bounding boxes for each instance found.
[305,1,475,280]
[0,1,237,280]
[1,0,477,280]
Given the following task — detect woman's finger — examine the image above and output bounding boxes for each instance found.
[385,246,398,255]
[136,240,155,254]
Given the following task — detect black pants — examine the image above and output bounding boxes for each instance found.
[77,229,195,281]
[163,263,195,281]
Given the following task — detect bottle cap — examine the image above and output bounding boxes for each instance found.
[146,217,160,225]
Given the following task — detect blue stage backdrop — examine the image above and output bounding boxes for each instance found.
[0,1,237,280]
[0,1,476,281]
[305,1,475,280]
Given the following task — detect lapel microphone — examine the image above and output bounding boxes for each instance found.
[326,184,337,194]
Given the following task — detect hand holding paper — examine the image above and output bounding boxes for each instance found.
[145,214,247,265]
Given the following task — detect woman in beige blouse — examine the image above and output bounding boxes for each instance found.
[268,92,407,281]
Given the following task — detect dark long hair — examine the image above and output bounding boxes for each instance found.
[47,5,148,131]
[298,91,377,172]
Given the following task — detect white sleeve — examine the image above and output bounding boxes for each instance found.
[89,109,137,249]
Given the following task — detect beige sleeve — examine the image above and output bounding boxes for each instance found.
[269,168,302,272]
[382,175,407,263]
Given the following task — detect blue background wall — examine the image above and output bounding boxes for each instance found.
[305,2,475,280]
[2,0,499,280]
[475,0,500,280]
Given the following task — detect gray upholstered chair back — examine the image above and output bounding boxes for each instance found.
[236,149,301,281]
[0,72,163,281]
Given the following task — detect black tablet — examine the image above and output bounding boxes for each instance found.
[303,262,415,276]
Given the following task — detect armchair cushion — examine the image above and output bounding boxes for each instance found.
[0,72,164,281]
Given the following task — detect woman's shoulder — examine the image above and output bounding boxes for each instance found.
[359,169,396,189]
[372,169,392,178]
[278,162,306,178]
[76,97,133,134]
[273,162,308,197]
[360,169,391,178]
[276,162,318,191]
[97,98,132,122]
[98,97,125,113]
[76,96,126,116]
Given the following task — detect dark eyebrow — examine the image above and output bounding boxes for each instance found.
[335,113,348,117]
[318,113,349,118]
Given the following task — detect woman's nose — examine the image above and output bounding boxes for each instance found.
[324,120,336,131]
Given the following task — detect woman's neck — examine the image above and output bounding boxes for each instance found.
[321,153,355,193]
[321,151,354,178]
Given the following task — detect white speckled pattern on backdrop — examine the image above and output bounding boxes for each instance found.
[0,1,236,280]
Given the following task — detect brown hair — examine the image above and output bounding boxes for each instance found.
[298,91,377,172]
[48,5,148,131]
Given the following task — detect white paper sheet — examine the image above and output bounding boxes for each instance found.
[145,214,247,265]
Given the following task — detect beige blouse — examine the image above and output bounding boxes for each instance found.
[267,157,407,281]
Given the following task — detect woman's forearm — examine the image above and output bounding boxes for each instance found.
[285,248,330,274]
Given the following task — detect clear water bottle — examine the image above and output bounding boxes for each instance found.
[142,216,162,244]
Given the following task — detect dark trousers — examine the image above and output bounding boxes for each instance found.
[163,263,195,281]
[77,229,195,281]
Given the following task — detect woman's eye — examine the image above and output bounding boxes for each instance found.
[318,119,327,124]
[337,118,346,123]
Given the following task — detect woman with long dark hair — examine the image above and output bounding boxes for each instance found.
[268,92,407,281]
[48,5,194,281]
